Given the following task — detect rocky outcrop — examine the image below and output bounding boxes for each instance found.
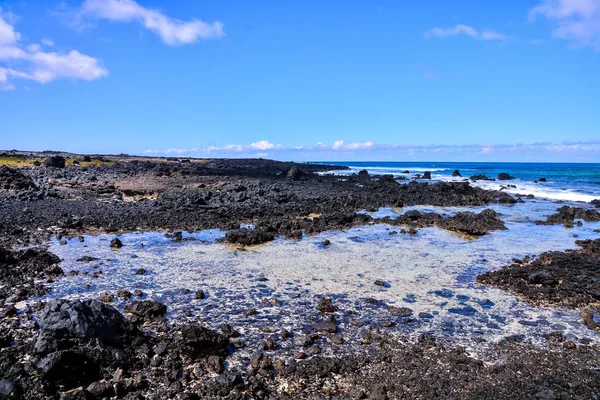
[383,208,507,236]
[536,206,600,227]
[44,156,66,168]
[477,239,600,308]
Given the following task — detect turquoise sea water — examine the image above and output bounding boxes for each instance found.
[318,162,600,203]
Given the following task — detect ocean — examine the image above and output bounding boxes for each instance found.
[317,162,600,203]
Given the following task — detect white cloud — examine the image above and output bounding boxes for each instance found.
[530,0,600,49]
[80,0,224,45]
[0,9,19,46]
[250,140,278,150]
[331,140,345,150]
[331,140,375,150]
[0,8,107,88]
[425,24,506,40]
[42,38,55,47]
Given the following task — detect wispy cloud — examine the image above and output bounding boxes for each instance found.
[530,0,600,49]
[143,139,600,161]
[0,7,107,90]
[79,0,224,45]
[425,24,507,41]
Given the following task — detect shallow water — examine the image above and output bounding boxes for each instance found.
[40,200,600,362]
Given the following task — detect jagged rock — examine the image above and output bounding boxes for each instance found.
[0,166,36,191]
[34,299,134,354]
[124,300,167,324]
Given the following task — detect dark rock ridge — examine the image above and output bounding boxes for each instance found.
[0,156,517,249]
[477,239,600,308]
[380,208,507,236]
[536,206,600,227]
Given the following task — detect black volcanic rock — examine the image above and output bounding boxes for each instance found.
[0,166,36,191]
[44,156,66,168]
[225,228,275,246]
[498,172,515,180]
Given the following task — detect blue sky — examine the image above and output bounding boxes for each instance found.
[1,0,599,161]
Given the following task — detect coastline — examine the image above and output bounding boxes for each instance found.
[1,152,600,399]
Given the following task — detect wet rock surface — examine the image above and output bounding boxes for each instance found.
[477,239,600,308]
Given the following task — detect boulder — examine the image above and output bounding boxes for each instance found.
[179,324,229,358]
[452,170,462,177]
[470,175,493,181]
[110,238,123,248]
[538,177,547,182]
[124,300,167,324]
[497,172,515,180]
[422,171,432,179]
[34,299,134,354]
[314,315,337,333]
[317,297,337,314]
[44,156,66,168]
[286,167,307,181]
[225,228,275,246]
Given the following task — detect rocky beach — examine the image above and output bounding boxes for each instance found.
[1,151,600,399]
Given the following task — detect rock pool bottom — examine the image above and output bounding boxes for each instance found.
[42,202,600,366]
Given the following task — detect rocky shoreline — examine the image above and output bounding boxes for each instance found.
[1,152,600,399]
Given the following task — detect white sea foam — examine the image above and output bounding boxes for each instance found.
[431,173,598,203]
